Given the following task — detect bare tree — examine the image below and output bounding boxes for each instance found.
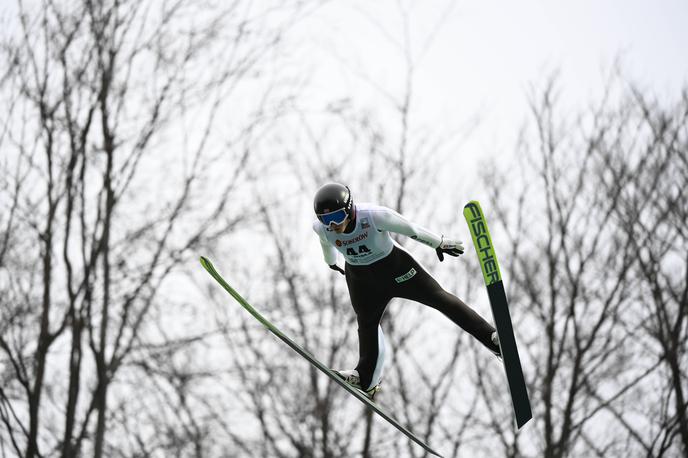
[597,85,688,457]
[0,0,314,456]
[199,3,495,457]
[479,72,687,457]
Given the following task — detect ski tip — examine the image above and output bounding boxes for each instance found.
[463,200,481,212]
[199,256,211,268]
[463,200,485,221]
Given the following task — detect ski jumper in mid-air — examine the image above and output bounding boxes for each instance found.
[312,182,501,396]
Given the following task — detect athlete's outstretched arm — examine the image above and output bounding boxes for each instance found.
[373,207,464,261]
[372,208,442,247]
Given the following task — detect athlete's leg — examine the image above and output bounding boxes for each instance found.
[345,265,389,390]
[394,254,499,354]
[416,286,498,352]
[355,324,386,390]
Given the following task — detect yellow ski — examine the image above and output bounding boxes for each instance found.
[463,201,532,429]
[199,256,444,456]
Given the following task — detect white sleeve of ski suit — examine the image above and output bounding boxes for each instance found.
[372,207,443,249]
[312,220,338,266]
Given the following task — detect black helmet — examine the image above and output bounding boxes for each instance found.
[314,182,353,225]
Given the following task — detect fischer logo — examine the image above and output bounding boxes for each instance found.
[465,203,501,285]
[336,232,369,247]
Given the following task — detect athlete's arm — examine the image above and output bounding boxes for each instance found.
[373,207,464,261]
[312,220,340,267]
[372,208,442,247]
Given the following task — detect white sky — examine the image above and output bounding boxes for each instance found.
[293,0,688,168]
[4,0,685,171]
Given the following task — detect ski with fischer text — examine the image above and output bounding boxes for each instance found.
[463,201,532,429]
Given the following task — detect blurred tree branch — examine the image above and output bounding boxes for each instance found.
[482,71,687,457]
[0,0,315,456]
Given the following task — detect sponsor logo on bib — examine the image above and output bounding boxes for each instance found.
[336,232,369,247]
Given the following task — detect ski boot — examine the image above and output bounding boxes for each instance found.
[490,331,503,360]
[334,369,381,399]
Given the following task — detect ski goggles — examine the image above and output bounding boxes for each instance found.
[317,208,348,226]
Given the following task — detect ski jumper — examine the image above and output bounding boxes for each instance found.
[313,203,498,391]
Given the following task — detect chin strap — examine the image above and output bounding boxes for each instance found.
[344,207,357,232]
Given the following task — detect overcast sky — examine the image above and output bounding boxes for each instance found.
[3,0,686,243]
[4,0,684,165]
[292,0,688,173]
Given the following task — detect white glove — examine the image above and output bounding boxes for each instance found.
[435,236,464,261]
